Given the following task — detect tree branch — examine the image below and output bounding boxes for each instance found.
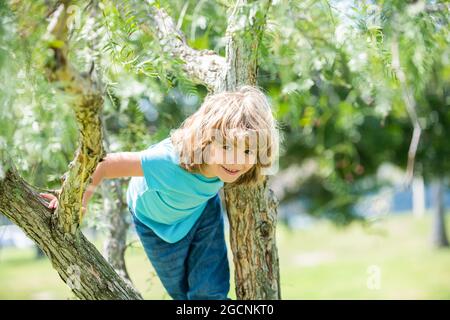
[220,0,272,90]
[44,2,105,235]
[391,37,422,185]
[0,158,142,299]
[0,1,143,299]
[143,2,227,92]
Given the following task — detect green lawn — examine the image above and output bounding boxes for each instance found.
[0,213,449,299]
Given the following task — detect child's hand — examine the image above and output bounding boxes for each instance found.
[40,192,59,210]
[39,192,87,214]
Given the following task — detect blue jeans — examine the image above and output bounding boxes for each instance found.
[130,193,230,300]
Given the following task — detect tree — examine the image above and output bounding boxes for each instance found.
[0,1,142,299]
[0,0,281,299]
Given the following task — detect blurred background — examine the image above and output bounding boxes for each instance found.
[0,0,449,299]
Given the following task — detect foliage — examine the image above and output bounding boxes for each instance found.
[0,0,449,225]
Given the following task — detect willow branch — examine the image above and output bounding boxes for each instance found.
[144,2,227,92]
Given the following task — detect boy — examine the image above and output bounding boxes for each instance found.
[41,85,279,300]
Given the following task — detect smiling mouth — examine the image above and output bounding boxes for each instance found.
[221,165,240,175]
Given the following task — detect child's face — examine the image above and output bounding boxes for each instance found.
[202,139,256,183]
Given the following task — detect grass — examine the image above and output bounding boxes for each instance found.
[0,213,449,299]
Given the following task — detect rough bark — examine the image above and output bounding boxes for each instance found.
[221,0,281,300]
[43,2,106,235]
[431,179,449,248]
[0,162,142,299]
[146,0,281,299]
[145,4,227,92]
[218,0,271,92]
[0,1,143,299]
[224,180,281,299]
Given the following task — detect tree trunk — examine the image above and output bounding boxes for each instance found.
[0,2,142,299]
[431,178,449,248]
[0,164,142,299]
[101,179,132,284]
[220,0,281,299]
[224,180,281,299]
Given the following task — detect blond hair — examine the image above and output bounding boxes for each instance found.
[170,85,280,186]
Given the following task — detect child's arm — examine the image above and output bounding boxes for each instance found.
[39,152,143,211]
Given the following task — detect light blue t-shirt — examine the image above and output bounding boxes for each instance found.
[126,137,224,243]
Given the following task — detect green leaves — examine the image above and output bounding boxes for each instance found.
[2,0,449,225]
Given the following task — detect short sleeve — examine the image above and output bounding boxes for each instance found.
[140,143,174,191]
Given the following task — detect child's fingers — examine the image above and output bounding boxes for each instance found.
[39,193,57,210]
[49,198,58,209]
[39,193,55,200]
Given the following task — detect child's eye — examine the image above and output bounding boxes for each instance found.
[244,149,253,155]
[223,145,232,151]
